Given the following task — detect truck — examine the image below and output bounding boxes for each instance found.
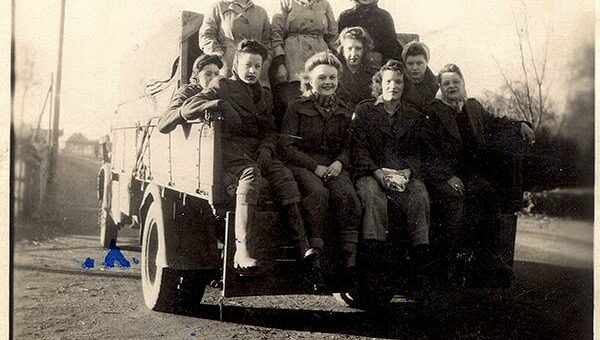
[97,10,526,317]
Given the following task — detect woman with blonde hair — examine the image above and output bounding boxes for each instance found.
[280,52,361,279]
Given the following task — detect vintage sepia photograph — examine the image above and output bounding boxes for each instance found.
[10,0,595,339]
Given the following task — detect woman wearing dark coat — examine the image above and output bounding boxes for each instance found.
[353,60,430,265]
[180,40,314,274]
[335,26,378,109]
[338,0,402,67]
[280,52,361,275]
[422,63,535,283]
[157,54,223,133]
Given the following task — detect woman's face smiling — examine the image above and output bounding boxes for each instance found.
[440,72,464,102]
[309,64,338,96]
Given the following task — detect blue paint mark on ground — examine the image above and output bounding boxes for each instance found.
[132,257,140,265]
[103,239,131,268]
[81,257,95,269]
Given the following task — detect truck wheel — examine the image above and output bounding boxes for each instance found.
[141,202,206,313]
[99,200,118,249]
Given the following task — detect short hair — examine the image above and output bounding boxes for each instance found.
[300,52,343,95]
[335,26,374,66]
[437,63,464,84]
[371,59,404,98]
[402,40,430,63]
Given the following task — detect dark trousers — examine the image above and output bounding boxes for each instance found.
[428,174,499,252]
[289,166,361,249]
[225,159,301,206]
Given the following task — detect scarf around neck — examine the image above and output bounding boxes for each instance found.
[311,91,336,113]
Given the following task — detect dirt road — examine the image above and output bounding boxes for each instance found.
[12,153,594,339]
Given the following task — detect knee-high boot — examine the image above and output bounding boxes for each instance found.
[234,200,259,268]
[282,203,318,260]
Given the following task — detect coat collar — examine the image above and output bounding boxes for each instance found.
[227,75,265,113]
[300,94,350,118]
[371,99,420,139]
[433,98,484,142]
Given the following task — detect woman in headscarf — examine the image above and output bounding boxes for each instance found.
[280,52,361,279]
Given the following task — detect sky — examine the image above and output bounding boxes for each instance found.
[13,0,594,140]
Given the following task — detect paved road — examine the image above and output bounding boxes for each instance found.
[12,153,594,339]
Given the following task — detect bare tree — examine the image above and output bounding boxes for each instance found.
[492,0,554,132]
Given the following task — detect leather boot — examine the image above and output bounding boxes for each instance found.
[282,203,318,261]
[233,201,260,272]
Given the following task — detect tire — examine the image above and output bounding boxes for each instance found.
[99,200,118,249]
[141,201,206,313]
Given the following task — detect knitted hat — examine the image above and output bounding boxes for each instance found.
[402,40,430,63]
[192,54,223,73]
[237,39,269,62]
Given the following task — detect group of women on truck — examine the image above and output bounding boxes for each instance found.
[157,0,536,288]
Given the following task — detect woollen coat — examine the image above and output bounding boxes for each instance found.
[199,1,272,86]
[271,0,338,82]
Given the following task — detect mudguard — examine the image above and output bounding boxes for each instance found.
[140,183,220,270]
[97,164,112,211]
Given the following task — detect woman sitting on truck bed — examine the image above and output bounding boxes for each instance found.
[198,0,272,87]
[280,52,361,279]
[156,54,223,133]
[421,63,535,285]
[179,40,317,274]
[352,59,431,272]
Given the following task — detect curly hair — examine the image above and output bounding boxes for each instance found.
[300,52,343,95]
[370,59,404,98]
[334,26,374,66]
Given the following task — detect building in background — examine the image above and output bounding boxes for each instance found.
[64,133,99,158]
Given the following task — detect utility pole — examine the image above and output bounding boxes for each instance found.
[46,0,65,223]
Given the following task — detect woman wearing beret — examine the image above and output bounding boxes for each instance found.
[157,54,223,133]
[280,52,361,279]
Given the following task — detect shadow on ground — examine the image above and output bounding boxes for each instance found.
[128,260,592,340]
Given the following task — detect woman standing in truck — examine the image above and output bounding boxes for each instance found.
[334,26,377,109]
[280,52,361,280]
[199,0,271,87]
[270,0,338,126]
[338,0,403,67]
